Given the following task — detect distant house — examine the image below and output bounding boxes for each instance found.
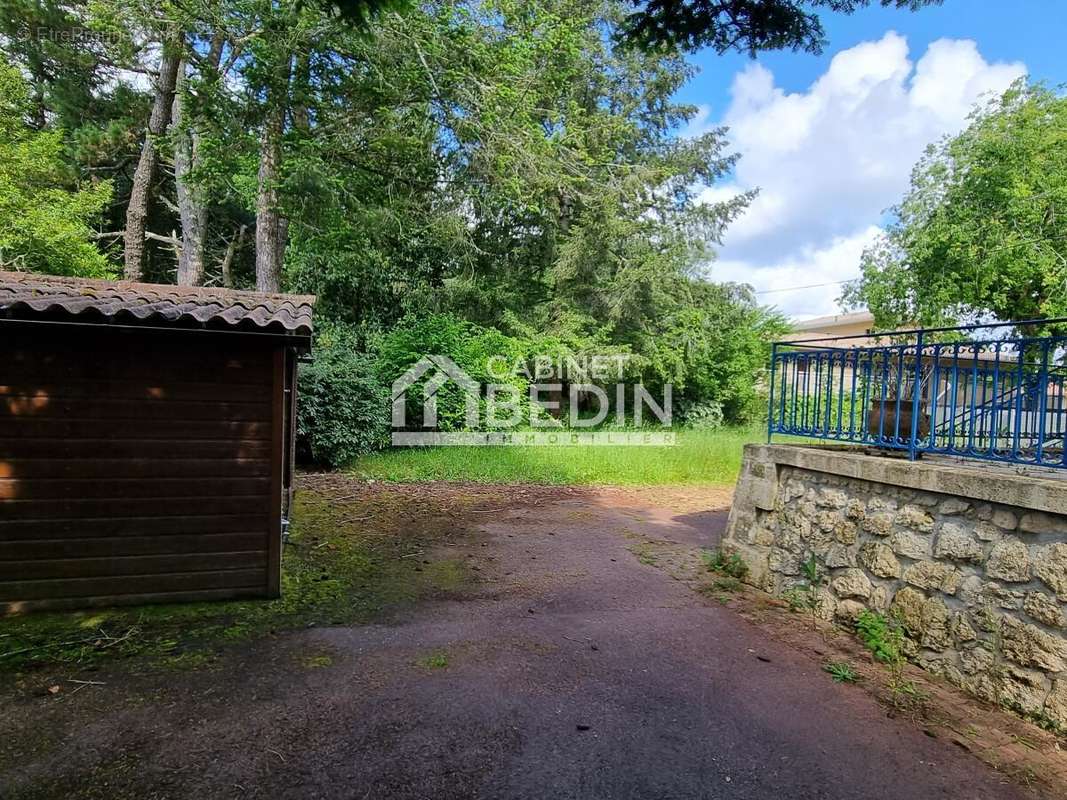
[784,310,876,346]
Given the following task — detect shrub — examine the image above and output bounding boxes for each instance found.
[679,400,724,430]
[374,314,531,431]
[297,325,390,467]
[855,611,903,665]
[702,548,749,581]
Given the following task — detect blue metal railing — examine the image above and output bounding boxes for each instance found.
[767,319,1067,469]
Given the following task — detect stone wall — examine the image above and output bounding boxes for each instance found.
[725,444,1067,726]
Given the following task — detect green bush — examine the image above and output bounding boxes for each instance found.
[297,325,390,467]
[679,400,724,430]
[855,610,903,665]
[374,314,532,431]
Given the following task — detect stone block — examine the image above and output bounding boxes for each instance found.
[862,511,894,537]
[835,599,867,625]
[1034,543,1067,600]
[823,544,855,569]
[768,547,800,576]
[1020,511,1067,536]
[895,504,935,533]
[938,498,970,516]
[992,508,1018,531]
[985,540,1031,583]
[919,597,952,651]
[950,613,977,643]
[998,666,1051,715]
[814,510,839,534]
[867,497,897,513]
[834,519,858,545]
[1023,592,1064,628]
[1000,616,1067,672]
[859,542,901,579]
[890,530,931,560]
[890,586,926,637]
[974,521,1001,542]
[959,644,994,675]
[816,487,848,509]
[902,561,960,595]
[869,585,890,612]
[934,522,983,562]
[831,568,872,599]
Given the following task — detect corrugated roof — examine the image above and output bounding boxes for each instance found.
[0,272,314,337]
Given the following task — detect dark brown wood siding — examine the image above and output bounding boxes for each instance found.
[0,324,284,613]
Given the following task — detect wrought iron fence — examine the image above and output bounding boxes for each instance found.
[767,319,1067,468]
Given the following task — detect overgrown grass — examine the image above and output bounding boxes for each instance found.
[350,425,766,485]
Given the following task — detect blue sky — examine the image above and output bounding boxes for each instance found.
[677,1,1066,319]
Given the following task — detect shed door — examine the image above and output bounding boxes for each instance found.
[0,324,282,613]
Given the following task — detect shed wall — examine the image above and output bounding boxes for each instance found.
[0,324,284,612]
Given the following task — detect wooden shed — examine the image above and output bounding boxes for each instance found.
[0,272,314,613]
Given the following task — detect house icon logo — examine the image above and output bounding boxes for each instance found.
[391,355,480,430]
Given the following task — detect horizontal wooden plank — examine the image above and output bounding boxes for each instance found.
[3,396,271,422]
[0,533,268,560]
[0,514,270,540]
[7,332,273,385]
[0,551,267,581]
[0,458,271,480]
[0,568,267,602]
[2,585,270,616]
[0,419,272,440]
[0,496,270,520]
[0,477,271,500]
[0,377,274,402]
[0,438,273,460]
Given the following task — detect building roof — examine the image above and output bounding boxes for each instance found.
[792,310,874,332]
[0,271,315,338]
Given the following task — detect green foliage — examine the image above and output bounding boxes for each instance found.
[297,323,391,467]
[824,661,859,683]
[0,63,112,276]
[1,0,782,425]
[647,282,787,423]
[845,80,1067,330]
[855,610,904,665]
[794,553,823,628]
[703,548,749,580]
[620,0,937,55]
[374,313,534,431]
[679,400,724,430]
[417,650,449,669]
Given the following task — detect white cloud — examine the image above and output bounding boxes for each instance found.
[709,226,881,320]
[701,32,1025,319]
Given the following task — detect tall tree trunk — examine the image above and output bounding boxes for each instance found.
[220,224,248,288]
[255,56,291,293]
[173,36,224,287]
[124,33,181,281]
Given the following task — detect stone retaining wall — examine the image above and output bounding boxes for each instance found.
[725,444,1067,726]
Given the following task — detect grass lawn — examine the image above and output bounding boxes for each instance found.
[350,425,767,485]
